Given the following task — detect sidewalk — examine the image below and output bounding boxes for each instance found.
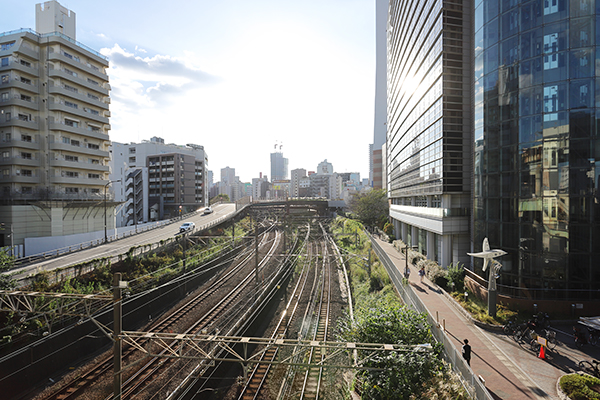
[373,237,549,400]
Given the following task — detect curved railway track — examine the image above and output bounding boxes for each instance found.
[40,226,281,400]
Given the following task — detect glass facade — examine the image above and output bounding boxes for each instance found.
[474,0,600,300]
[387,0,472,268]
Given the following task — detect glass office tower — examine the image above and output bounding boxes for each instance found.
[474,0,600,300]
[387,0,472,269]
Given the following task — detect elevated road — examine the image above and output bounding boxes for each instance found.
[8,203,237,283]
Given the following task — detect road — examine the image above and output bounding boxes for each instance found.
[9,203,237,282]
[480,322,600,399]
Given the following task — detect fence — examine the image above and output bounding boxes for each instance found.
[370,235,493,400]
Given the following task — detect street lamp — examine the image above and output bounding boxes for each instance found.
[105,180,121,243]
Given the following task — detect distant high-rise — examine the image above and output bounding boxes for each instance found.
[386,0,472,268]
[270,151,288,181]
[370,0,388,189]
[0,1,112,251]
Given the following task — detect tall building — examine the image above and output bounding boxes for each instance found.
[387,0,472,268]
[270,150,288,181]
[111,137,208,224]
[370,0,388,189]
[474,0,600,299]
[0,1,112,249]
[290,168,306,198]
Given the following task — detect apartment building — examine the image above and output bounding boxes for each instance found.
[0,1,112,249]
[111,137,208,223]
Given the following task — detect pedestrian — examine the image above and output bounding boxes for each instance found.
[418,266,425,283]
[462,339,471,366]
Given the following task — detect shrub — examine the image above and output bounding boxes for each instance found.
[446,262,465,292]
[560,374,600,400]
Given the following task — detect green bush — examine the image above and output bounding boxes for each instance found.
[560,374,600,400]
[446,262,465,292]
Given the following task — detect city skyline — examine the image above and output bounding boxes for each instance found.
[1,1,376,182]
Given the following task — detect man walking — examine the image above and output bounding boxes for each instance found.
[462,339,471,366]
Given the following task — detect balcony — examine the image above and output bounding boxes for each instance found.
[48,101,109,124]
[48,141,109,158]
[0,94,39,111]
[48,121,109,141]
[49,158,110,172]
[2,155,41,167]
[48,85,109,110]
[50,174,106,186]
[48,69,109,96]
[0,76,39,94]
[0,173,41,184]
[0,136,40,151]
[0,59,40,76]
[0,115,39,130]
[47,51,108,81]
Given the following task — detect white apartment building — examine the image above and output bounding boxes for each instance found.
[111,137,208,224]
[0,1,112,250]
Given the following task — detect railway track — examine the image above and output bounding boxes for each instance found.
[40,226,281,400]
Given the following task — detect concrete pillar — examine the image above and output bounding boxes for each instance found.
[401,222,408,243]
[441,234,452,268]
[427,231,435,261]
[411,225,418,247]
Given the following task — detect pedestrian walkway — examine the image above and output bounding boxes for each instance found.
[373,237,548,400]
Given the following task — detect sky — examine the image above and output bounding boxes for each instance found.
[3,0,376,182]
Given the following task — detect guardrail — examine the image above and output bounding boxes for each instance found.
[370,234,493,400]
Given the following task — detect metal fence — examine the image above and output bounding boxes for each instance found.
[370,236,493,400]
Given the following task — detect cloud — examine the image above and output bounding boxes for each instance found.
[135,45,147,54]
[100,44,221,108]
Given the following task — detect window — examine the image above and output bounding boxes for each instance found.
[21,169,32,177]
[88,125,100,132]
[64,119,78,127]
[87,93,99,100]
[20,152,32,159]
[1,75,8,84]
[2,169,8,177]
[62,51,73,59]
[71,139,80,147]
[0,42,14,51]
[65,187,79,193]
[129,156,136,163]
[544,0,558,15]
[4,133,10,141]
[91,188,100,194]
[544,34,559,69]
[65,155,78,162]
[86,108,99,115]
[64,68,77,77]
[62,136,71,144]
[129,147,136,154]
[21,134,32,142]
[1,58,8,67]
[18,113,30,121]
[87,78,99,85]
[544,85,558,121]
[88,173,100,179]
[4,112,10,122]
[20,77,31,85]
[20,60,31,68]
[88,63,100,71]
[22,187,32,194]
[90,159,99,164]
[1,151,8,159]
[64,100,78,109]
[0,92,7,101]
[65,171,79,178]
[64,84,78,93]
[87,143,99,150]
[20,94,31,102]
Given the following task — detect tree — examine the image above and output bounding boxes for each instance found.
[0,248,16,290]
[348,189,388,228]
[338,299,443,399]
[210,194,230,204]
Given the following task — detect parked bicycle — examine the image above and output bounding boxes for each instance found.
[574,326,588,349]
[503,320,518,335]
[587,327,600,346]
[578,359,600,379]
[528,329,557,351]
[534,312,551,329]
[513,320,539,342]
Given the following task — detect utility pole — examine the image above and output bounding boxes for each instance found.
[254,216,259,294]
[113,273,124,400]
